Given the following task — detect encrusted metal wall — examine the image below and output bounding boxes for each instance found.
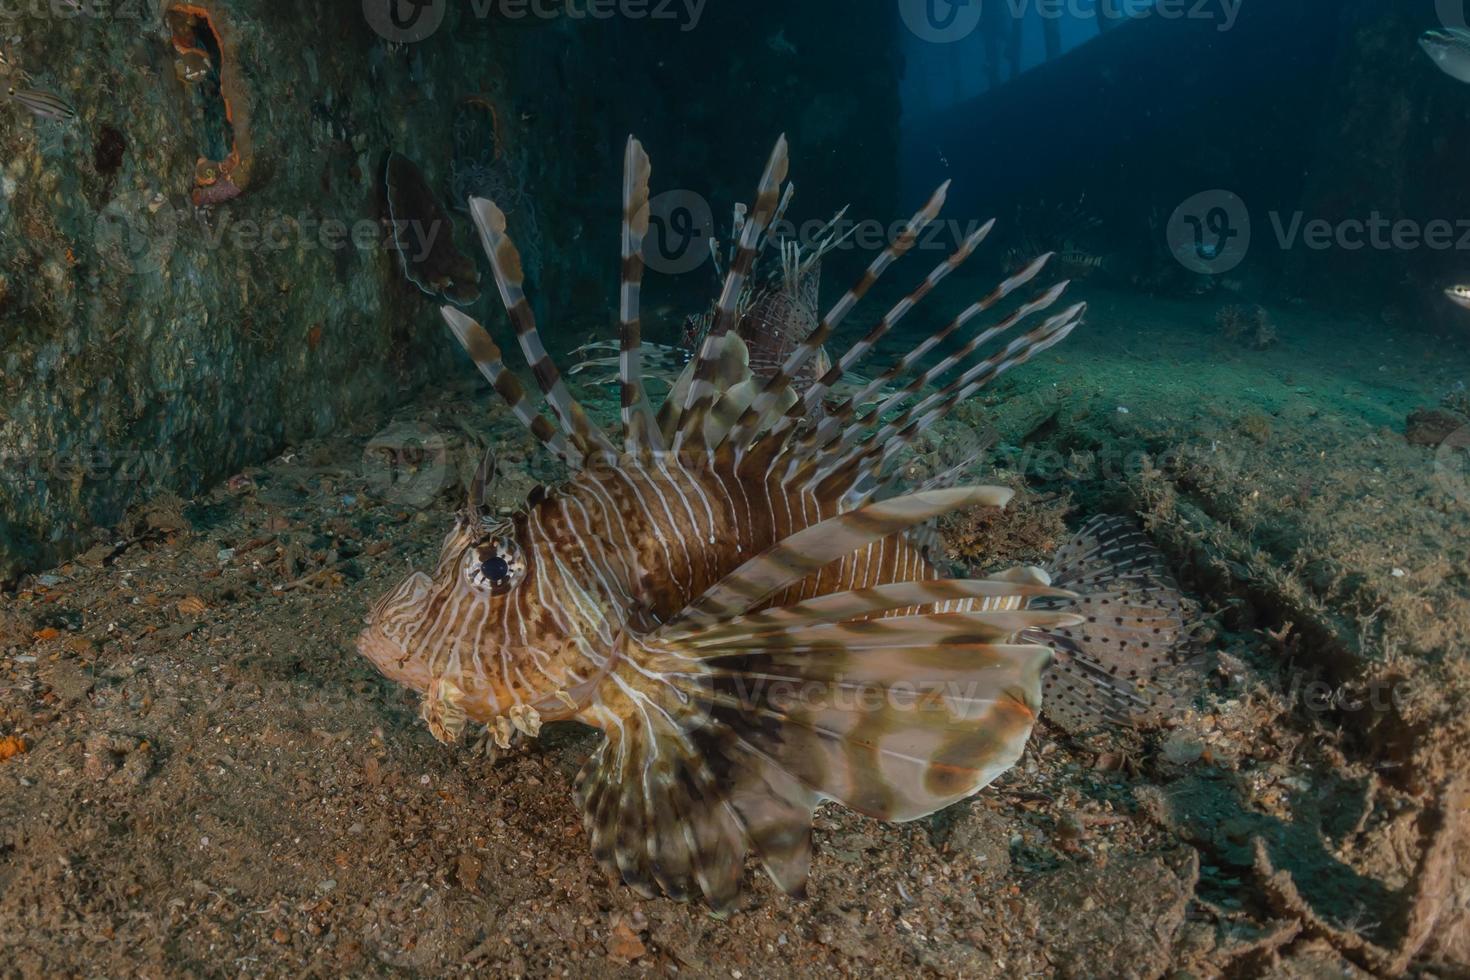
[0,0,902,581]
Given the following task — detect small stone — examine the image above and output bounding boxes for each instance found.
[456,853,483,892]
[606,921,646,962]
[1161,731,1205,766]
[1405,407,1468,447]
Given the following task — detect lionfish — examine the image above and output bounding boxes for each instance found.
[358,135,1174,910]
[569,193,848,395]
[678,194,851,387]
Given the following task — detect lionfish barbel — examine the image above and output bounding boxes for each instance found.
[358,134,1172,910]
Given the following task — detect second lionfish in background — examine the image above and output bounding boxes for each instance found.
[680,192,853,388]
[571,192,855,402]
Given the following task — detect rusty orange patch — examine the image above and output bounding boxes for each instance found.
[0,736,27,761]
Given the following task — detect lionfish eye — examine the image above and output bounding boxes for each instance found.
[464,535,524,596]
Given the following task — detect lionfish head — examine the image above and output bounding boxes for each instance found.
[356,506,529,695]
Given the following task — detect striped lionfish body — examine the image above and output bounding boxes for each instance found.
[358,135,1092,910]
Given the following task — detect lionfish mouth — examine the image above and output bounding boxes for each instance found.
[356,626,435,693]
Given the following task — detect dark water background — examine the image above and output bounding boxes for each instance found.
[533,0,1470,354]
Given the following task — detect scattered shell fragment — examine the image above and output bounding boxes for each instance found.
[176,595,208,617]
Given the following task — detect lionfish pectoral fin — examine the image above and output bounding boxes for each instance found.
[574,696,809,909]
[576,489,1080,908]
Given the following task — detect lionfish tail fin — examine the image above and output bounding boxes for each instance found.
[1027,515,1193,734]
[577,489,1078,908]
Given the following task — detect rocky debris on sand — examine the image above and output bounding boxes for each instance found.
[1027,848,1199,979]
[1404,406,1469,447]
[1217,303,1279,350]
[82,732,151,786]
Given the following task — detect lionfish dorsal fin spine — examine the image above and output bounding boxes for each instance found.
[812,304,1084,498]
[618,136,662,454]
[792,254,1057,469]
[672,135,790,454]
[468,195,618,462]
[440,306,580,467]
[805,272,1069,466]
[789,277,1073,492]
[782,217,997,434]
[768,182,795,248]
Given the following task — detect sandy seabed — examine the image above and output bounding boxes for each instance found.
[2,287,1468,977]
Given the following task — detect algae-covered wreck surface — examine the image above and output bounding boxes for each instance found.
[2,0,1470,976]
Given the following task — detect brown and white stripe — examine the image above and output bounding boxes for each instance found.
[360,132,1090,913]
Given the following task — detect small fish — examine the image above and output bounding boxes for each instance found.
[0,50,31,84]
[682,193,850,391]
[1420,28,1470,84]
[8,86,76,122]
[1445,284,1470,310]
[766,28,798,57]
